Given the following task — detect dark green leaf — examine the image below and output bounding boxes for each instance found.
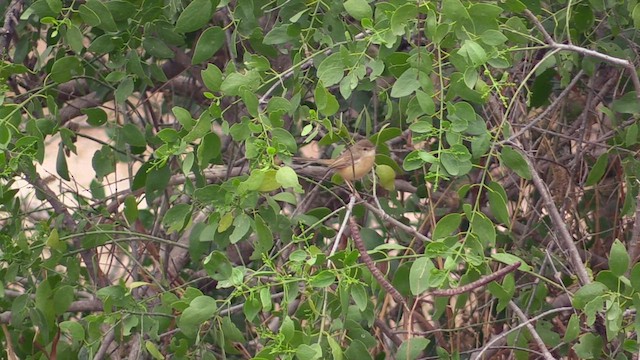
[500,146,532,180]
[121,123,146,147]
[572,282,608,309]
[192,27,225,64]
[162,203,192,233]
[175,0,215,34]
[50,56,83,83]
[56,143,70,181]
[143,37,174,59]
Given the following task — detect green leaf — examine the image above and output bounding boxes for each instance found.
[92,145,115,179]
[162,203,192,233]
[192,27,225,64]
[585,152,609,186]
[309,270,335,288]
[177,295,217,338]
[175,0,215,33]
[78,3,100,27]
[65,24,84,53]
[50,56,83,83]
[441,144,472,176]
[396,338,430,360]
[409,257,433,295]
[609,239,630,277]
[376,164,396,191]
[203,251,233,279]
[573,333,603,359]
[491,253,532,272]
[229,213,252,244]
[459,40,487,67]
[276,166,301,191]
[60,321,85,344]
[391,68,421,98]
[184,112,212,143]
[470,212,496,246]
[486,182,510,225]
[143,37,174,59]
[115,77,134,104]
[56,143,70,181]
[251,214,274,260]
[572,282,608,309]
[145,341,164,360]
[634,4,640,30]
[480,29,508,46]
[124,195,139,224]
[612,92,640,114]
[564,314,580,343]
[433,213,461,240]
[202,64,223,92]
[317,53,344,87]
[391,4,418,36]
[83,0,117,31]
[122,123,146,147]
[343,0,372,21]
[442,0,469,20]
[221,71,261,96]
[263,24,293,45]
[243,296,261,321]
[197,132,221,167]
[296,344,322,360]
[350,283,368,311]
[500,146,532,180]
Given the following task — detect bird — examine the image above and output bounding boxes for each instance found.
[294,139,377,192]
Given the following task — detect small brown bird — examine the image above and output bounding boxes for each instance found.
[295,139,377,181]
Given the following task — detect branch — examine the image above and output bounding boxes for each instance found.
[510,142,591,285]
[0,0,24,58]
[425,262,520,297]
[524,9,640,99]
[471,307,572,360]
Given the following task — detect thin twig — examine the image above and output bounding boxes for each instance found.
[508,301,557,360]
[524,9,640,99]
[471,307,573,360]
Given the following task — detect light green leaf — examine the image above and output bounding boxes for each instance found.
[344,0,372,20]
[177,296,217,338]
[276,166,301,191]
[409,257,433,295]
[391,68,421,98]
[609,239,630,277]
[317,53,344,87]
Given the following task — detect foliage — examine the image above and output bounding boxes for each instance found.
[1,0,640,359]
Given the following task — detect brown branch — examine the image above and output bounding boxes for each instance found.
[524,9,640,99]
[426,262,520,298]
[510,143,591,285]
[0,0,24,59]
[348,215,447,349]
[23,169,108,287]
